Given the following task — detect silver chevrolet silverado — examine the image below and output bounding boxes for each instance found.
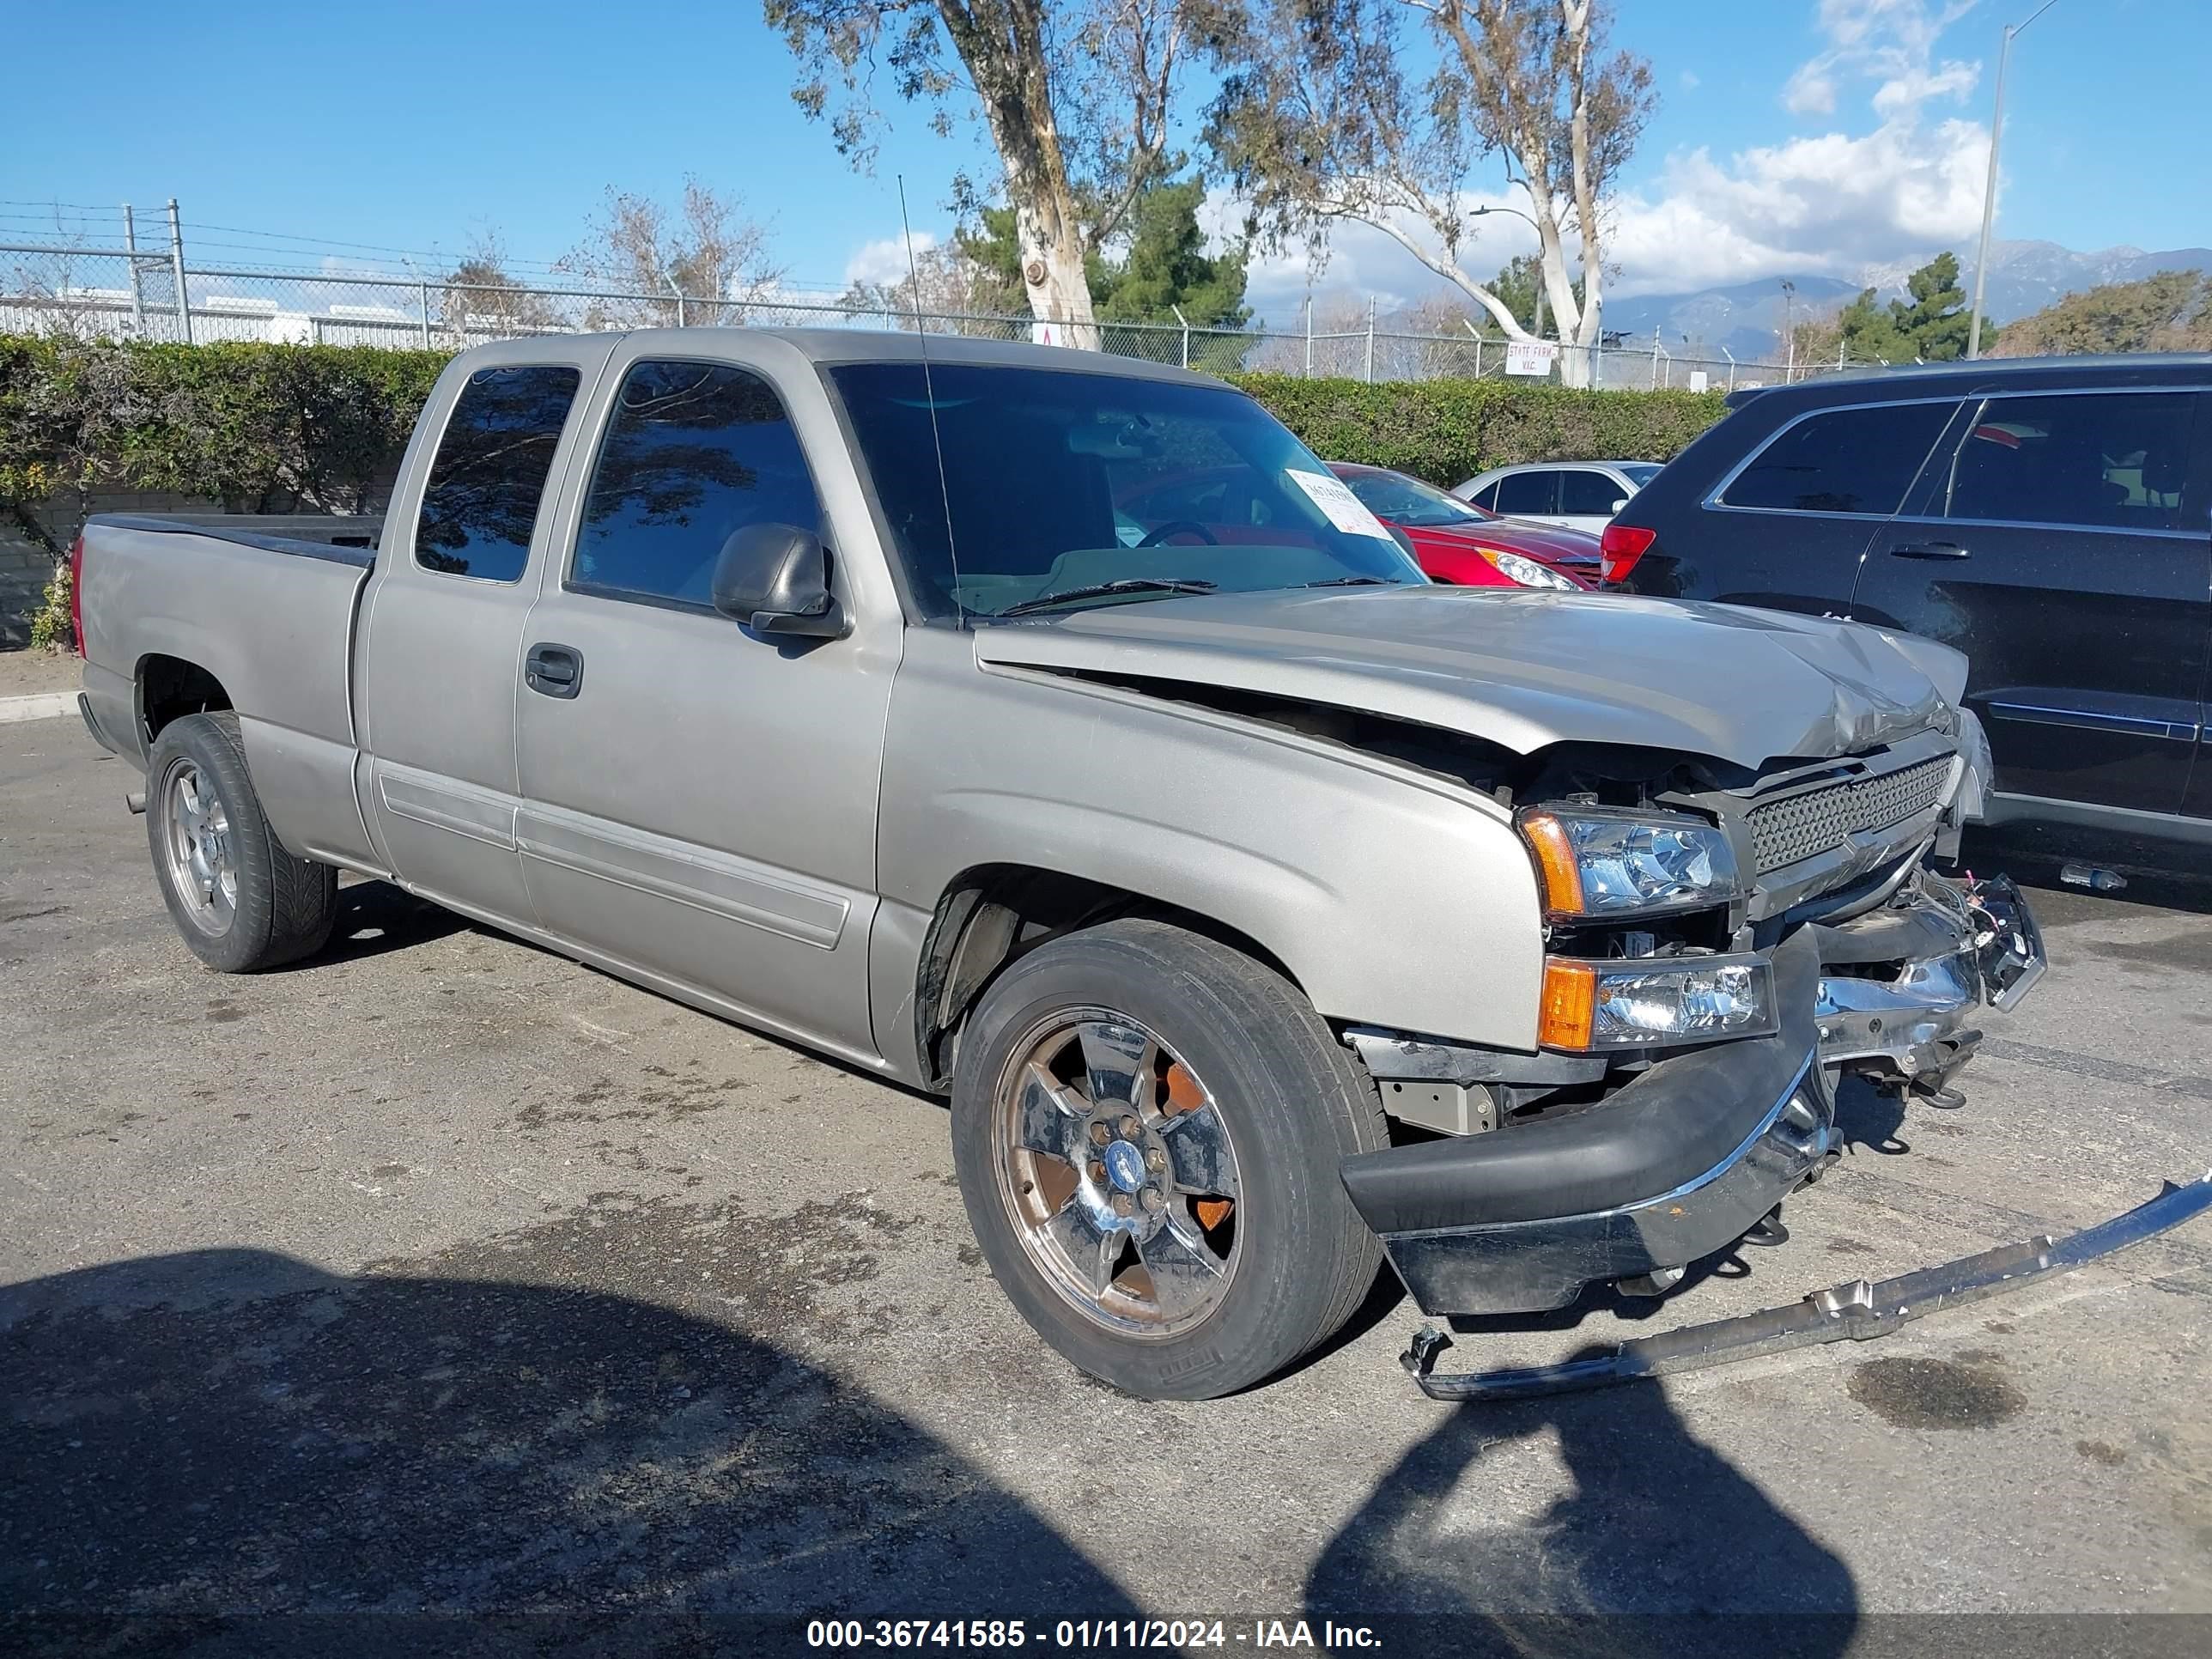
[73,331,2202,1401]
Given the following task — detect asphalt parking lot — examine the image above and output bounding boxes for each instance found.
[3,709,2210,1645]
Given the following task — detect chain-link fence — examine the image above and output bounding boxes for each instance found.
[2,241,1863,391]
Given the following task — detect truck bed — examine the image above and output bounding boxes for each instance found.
[90,513,383,564]
[76,513,380,869]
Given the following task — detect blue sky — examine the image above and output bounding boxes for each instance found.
[3,0,2203,319]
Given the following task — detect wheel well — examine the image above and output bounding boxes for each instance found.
[138,655,233,744]
[913,863,1299,1091]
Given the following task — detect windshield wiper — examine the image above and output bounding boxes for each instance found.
[996,578,1218,617]
[1299,575,1400,588]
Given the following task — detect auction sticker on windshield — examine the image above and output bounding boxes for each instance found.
[1285,469,1395,539]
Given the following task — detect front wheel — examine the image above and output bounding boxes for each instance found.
[146,711,338,973]
[950,918,1387,1400]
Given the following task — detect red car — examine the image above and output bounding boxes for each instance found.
[1327,462,1601,589]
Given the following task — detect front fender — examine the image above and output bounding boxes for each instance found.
[878,630,1546,1051]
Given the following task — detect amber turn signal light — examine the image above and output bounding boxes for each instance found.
[1538,958,1596,1050]
[1519,810,1586,915]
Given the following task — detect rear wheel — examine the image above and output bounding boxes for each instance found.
[951,918,1386,1400]
[147,712,337,973]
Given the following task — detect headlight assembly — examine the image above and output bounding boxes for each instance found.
[1519,807,1741,919]
[1539,954,1777,1050]
[1478,547,1579,590]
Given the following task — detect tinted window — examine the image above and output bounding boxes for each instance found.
[571,361,822,607]
[1469,482,1501,510]
[1619,464,1662,486]
[1559,470,1625,516]
[1338,469,1487,528]
[415,365,580,581]
[829,363,1422,620]
[1723,402,1956,515]
[1492,471,1558,515]
[1124,472,1234,524]
[1924,392,2199,532]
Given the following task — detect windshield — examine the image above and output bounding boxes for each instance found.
[1620,464,1662,486]
[1334,467,1492,528]
[829,362,1424,620]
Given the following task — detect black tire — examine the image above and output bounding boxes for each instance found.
[951,917,1387,1400]
[145,711,338,973]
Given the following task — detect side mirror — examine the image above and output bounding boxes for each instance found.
[1610,498,1630,514]
[711,523,847,638]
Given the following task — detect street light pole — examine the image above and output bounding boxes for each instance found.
[1470,202,1545,337]
[1968,0,2059,359]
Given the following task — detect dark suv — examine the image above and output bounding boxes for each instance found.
[1605,355,2212,871]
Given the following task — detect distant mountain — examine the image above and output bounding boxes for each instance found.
[1601,276,1860,365]
[1603,240,2212,364]
[1862,240,2212,323]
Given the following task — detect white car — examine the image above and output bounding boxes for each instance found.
[1452,459,1663,533]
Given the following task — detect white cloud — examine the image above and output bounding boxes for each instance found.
[1786,0,1980,118]
[1679,70,1702,91]
[1601,0,1984,293]
[1602,115,1989,295]
[842,232,937,289]
[1242,0,1993,316]
[1783,70,1838,116]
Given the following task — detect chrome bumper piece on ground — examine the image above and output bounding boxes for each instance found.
[1402,1170,2212,1401]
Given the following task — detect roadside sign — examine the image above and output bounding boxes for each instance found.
[1687,370,1710,393]
[1504,341,1558,377]
[1030,321,1068,347]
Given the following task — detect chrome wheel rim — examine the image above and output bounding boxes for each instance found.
[161,758,237,936]
[991,1010,1243,1340]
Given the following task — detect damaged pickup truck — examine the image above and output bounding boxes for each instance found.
[71,331,2209,1401]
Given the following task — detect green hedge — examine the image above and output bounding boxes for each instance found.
[2,338,1726,541]
[1,338,445,540]
[1229,374,1727,485]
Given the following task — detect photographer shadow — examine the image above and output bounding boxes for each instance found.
[0,1247,1139,1650]
[1308,1373,1859,1656]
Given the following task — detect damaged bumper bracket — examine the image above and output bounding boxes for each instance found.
[1402,1170,2212,1401]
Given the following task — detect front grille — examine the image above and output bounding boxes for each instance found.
[1745,754,1953,873]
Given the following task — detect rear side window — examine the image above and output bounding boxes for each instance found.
[571,360,823,608]
[415,365,581,581]
[1922,391,2199,532]
[1492,471,1558,514]
[1559,470,1624,516]
[1721,402,1957,515]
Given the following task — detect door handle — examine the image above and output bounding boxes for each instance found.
[1887,540,1971,561]
[524,642,582,699]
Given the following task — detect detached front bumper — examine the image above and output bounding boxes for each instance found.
[1340,873,2047,1320]
[1403,1170,2212,1401]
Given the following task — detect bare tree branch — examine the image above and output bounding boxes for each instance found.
[765,0,1221,343]
[556,179,789,327]
[1206,0,1651,383]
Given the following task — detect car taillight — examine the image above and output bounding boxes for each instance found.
[67,532,86,657]
[1598,523,1656,585]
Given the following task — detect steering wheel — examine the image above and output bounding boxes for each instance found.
[1137,520,1220,548]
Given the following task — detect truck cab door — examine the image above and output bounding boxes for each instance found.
[355,340,613,927]
[1851,387,2208,818]
[509,337,902,1066]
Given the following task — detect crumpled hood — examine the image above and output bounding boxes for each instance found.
[975,586,1963,770]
